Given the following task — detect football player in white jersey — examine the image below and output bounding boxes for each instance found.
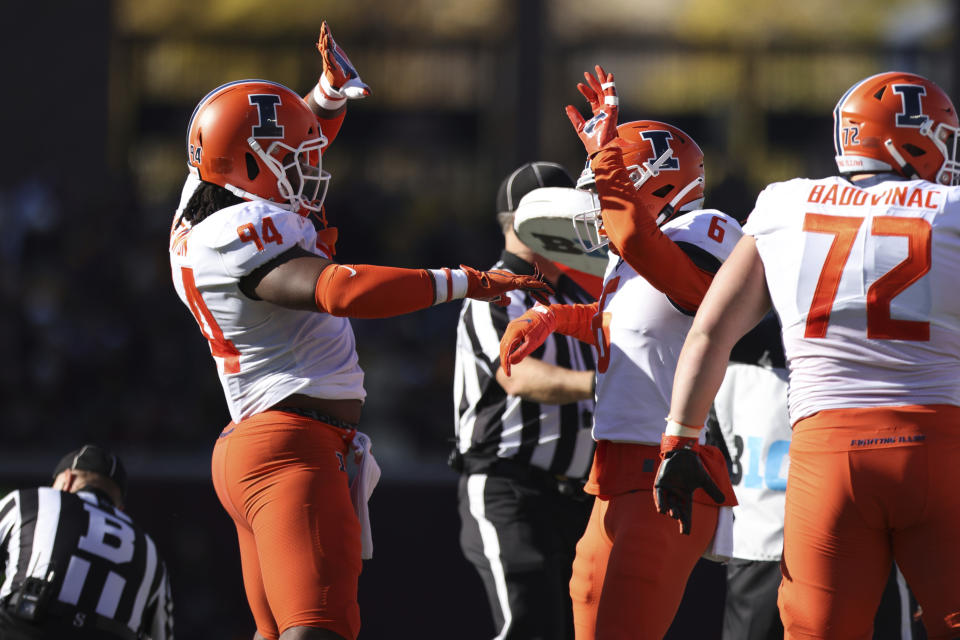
[499,66,740,640]
[658,71,960,639]
[710,315,924,640]
[168,23,551,640]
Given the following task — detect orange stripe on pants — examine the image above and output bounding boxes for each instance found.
[782,404,960,639]
[211,411,362,640]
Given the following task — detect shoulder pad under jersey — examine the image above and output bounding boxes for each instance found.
[190,201,318,278]
[662,209,743,263]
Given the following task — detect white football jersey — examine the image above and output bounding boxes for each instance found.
[713,363,791,561]
[745,177,960,422]
[169,186,365,423]
[593,209,742,443]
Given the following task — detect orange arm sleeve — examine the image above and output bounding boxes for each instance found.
[317,110,346,147]
[551,302,600,345]
[592,147,714,311]
[315,263,434,318]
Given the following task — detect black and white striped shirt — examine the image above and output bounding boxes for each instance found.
[0,487,173,639]
[453,251,596,480]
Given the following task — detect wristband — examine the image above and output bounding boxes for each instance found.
[664,418,702,439]
[661,418,702,457]
[429,268,469,304]
[313,80,346,110]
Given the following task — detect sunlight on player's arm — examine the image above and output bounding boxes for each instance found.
[496,357,594,405]
[670,235,772,427]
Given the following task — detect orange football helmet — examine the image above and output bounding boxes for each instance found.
[574,120,705,251]
[834,71,960,185]
[186,79,330,214]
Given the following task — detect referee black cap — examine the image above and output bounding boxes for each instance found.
[53,444,127,497]
[496,162,575,214]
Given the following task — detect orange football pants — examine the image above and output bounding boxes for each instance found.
[570,442,720,640]
[211,410,362,640]
[781,404,960,640]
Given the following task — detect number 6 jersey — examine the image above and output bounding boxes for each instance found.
[169,174,365,423]
[744,175,960,422]
[593,208,742,444]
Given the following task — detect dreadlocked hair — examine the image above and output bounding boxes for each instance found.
[180,181,246,225]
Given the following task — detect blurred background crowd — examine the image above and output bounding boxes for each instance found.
[1,0,957,637]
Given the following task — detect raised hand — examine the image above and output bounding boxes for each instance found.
[460,265,553,308]
[316,20,370,102]
[499,306,558,375]
[565,65,619,157]
[575,66,607,118]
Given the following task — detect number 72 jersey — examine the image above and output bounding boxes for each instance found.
[744,176,960,422]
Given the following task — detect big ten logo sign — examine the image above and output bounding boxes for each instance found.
[728,435,789,491]
[531,232,608,258]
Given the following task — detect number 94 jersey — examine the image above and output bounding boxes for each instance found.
[593,209,742,444]
[169,182,365,424]
[744,176,960,422]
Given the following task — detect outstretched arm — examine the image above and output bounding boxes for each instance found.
[239,247,553,318]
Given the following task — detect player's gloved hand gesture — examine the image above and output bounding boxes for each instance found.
[316,20,370,104]
[566,65,619,158]
[575,65,609,119]
[499,305,557,375]
[653,435,725,535]
[461,265,553,308]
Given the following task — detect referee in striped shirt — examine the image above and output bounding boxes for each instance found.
[451,162,596,640]
[0,444,173,639]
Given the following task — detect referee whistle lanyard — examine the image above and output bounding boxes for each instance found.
[349,431,381,559]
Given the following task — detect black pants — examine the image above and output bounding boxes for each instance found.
[0,608,41,640]
[457,472,593,640]
[722,560,926,640]
[0,608,114,640]
[0,604,135,640]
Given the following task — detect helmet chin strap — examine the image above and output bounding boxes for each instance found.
[883,139,920,179]
[655,178,705,226]
[246,136,301,209]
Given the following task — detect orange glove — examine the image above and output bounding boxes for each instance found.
[500,306,557,375]
[575,65,608,119]
[315,21,370,107]
[499,303,598,375]
[565,65,619,158]
[461,265,553,307]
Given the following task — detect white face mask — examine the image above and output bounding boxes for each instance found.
[926,119,960,185]
[247,135,331,214]
[571,147,705,252]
